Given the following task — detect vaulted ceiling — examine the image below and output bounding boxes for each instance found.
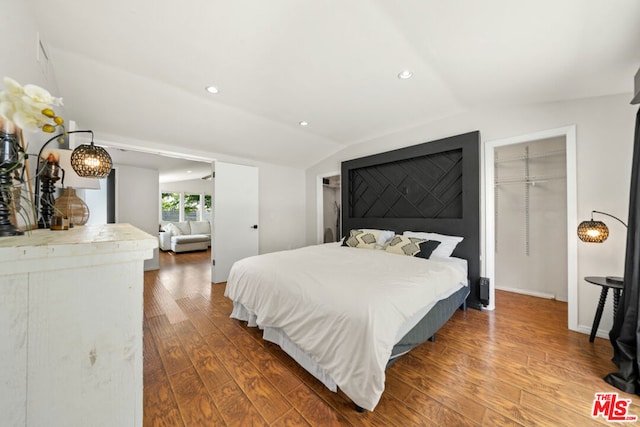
[27,0,640,169]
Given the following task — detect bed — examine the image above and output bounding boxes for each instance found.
[225,131,481,411]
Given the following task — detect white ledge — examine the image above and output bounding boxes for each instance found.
[0,223,157,274]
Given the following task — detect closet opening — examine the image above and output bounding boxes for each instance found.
[316,172,341,244]
[484,126,578,330]
[494,137,567,301]
[322,175,341,243]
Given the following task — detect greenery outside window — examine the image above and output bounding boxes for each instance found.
[184,194,201,221]
[161,193,180,221]
[161,192,212,222]
[203,195,212,222]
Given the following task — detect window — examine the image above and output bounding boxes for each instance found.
[184,194,201,221]
[160,192,212,222]
[203,195,212,222]
[161,193,180,221]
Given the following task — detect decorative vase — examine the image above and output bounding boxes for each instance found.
[54,187,89,227]
[0,122,25,236]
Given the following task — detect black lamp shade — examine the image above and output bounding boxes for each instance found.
[577,220,609,243]
[70,143,112,178]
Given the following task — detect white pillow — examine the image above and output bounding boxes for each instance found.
[360,229,395,248]
[164,222,182,236]
[174,221,191,235]
[403,231,463,258]
[190,221,210,235]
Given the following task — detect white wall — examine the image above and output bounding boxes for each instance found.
[305,93,637,336]
[115,164,160,270]
[83,179,108,225]
[3,0,59,104]
[257,162,306,254]
[161,178,212,195]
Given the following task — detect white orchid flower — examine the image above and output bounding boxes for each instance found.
[12,110,44,132]
[0,100,16,122]
[0,77,64,133]
[20,95,48,115]
[3,77,23,95]
[23,84,63,107]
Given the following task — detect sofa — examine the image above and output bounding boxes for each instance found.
[159,220,211,253]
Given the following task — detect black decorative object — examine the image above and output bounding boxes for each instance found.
[0,127,25,236]
[70,137,112,178]
[605,105,640,393]
[577,210,628,243]
[34,130,106,228]
[348,148,463,219]
[341,131,481,308]
[37,152,62,229]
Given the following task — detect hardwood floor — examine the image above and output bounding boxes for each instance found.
[144,249,636,426]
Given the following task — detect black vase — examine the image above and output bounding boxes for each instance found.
[0,128,24,236]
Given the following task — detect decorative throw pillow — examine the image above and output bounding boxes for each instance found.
[360,229,396,248]
[403,231,463,258]
[190,221,210,235]
[174,221,191,235]
[341,229,378,249]
[164,222,183,236]
[385,235,441,259]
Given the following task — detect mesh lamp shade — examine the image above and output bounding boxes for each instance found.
[577,220,610,243]
[70,142,112,178]
[54,149,99,227]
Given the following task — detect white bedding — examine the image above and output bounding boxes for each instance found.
[224,242,467,411]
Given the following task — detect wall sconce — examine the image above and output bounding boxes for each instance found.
[577,210,628,243]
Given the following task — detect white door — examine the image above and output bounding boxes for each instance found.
[212,161,259,283]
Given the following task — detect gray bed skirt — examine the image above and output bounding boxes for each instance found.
[389,283,470,362]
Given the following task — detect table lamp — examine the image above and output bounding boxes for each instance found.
[577,210,627,284]
[54,148,100,227]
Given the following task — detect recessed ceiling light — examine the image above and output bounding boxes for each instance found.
[187,170,192,174]
[299,121,308,126]
[205,85,219,94]
[398,70,413,80]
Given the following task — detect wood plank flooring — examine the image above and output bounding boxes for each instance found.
[143,249,637,426]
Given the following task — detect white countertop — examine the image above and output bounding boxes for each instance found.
[0,223,158,273]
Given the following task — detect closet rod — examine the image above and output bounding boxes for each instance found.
[494,149,566,164]
[495,174,566,186]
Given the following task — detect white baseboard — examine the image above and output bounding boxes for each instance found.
[495,286,555,300]
[577,325,610,340]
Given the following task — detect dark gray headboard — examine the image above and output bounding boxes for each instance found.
[341,131,481,309]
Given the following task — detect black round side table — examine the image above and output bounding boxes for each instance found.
[585,276,624,343]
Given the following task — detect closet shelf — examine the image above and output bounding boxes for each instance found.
[495,174,566,186]
[494,149,566,164]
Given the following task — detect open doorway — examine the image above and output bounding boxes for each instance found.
[494,137,567,300]
[316,172,341,244]
[322,175,341,243]
[485,126,578,330]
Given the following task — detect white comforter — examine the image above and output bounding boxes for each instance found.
[224,243,467,411]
